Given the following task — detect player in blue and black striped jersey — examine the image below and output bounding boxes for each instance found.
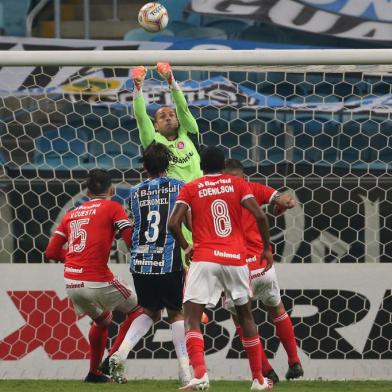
[129,164,184,275]
[109,143,192,385]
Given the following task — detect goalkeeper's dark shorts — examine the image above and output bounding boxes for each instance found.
[132,271,184,312]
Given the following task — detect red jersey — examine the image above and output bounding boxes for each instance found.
[55,199,131,281]
[176,173,254,266]
[244,182,277,271]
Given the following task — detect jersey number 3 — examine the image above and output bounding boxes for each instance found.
[145,210,161,242]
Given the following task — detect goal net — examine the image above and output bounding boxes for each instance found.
[1,50,391,265]
[0,50,391,378]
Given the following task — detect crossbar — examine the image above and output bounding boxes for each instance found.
[0,49,392,66]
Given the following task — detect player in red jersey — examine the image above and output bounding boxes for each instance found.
[169,146,274,391]
[224,159,303,383]
[45,169,143,383]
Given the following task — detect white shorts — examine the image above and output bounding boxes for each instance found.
[225,265,281,314]
[65,278,138,320]
[183,261,252,308]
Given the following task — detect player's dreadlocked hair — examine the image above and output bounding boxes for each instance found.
[200,146,225,174]
[143,142,171,176]
[85,169,112,195]
[224,158,244,172]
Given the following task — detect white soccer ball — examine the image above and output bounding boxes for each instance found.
[138,2,169,33]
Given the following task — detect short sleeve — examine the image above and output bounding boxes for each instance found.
[55,218,68,239]
[176,184,191,209]
[252,183,277,205]
[237,178,254,204]
[112,202,132,232]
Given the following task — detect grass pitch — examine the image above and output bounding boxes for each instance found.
[0,380,391,392]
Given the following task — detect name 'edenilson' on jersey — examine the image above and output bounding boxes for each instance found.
[129,177,184,274]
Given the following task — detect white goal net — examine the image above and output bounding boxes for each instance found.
[0,50,391,379]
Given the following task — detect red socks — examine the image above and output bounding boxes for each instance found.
[242,335,264,383]
[236,325,273,376]
[235,311,300,378]
[185,330,206,379]
[273,312,300,366]
[88,323,109,374]
[109,306,144,356]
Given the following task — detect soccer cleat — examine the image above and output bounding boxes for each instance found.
[84,371,110,383]
[250,377,273,390]
[265,369,279,384]
[178,365,192,386]
[131,66,147,91]
[157,62,173,84]
[109,353,127,384]
[178,373,209,390]
[285,363,304,380]
[98,355,110,376]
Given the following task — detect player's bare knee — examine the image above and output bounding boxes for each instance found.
[167,309,184,324]
[234,298,252,319]
[144,308,161,323]
[183,301,205,327]
[238,318,257,337]
[186,318,201,331]
[231,313,239,326]
[184,311,202,331]
[265,300,285,319]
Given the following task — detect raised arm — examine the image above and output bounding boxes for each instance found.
[131,66,156,148]
[157,62,199,135]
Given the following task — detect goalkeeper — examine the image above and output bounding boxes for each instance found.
[131,62,202,183]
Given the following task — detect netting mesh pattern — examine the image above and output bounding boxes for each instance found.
[1,265,390,364]
[118,291,391,361]
[0,66,391,263]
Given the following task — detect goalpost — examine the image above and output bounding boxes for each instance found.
[0,49,391,380]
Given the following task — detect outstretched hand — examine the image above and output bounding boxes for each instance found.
[157,62,174,84]
[273,193,296,215]
[131,66,147,91]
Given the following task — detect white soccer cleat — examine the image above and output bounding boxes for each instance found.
[109,353,127,384]
[178,373,209,390]
[251,377,273,390]
[178,365,192,386]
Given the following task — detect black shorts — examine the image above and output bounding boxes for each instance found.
[132,271,184,312]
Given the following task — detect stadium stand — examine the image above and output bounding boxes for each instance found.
[177,26,227,40]
[123,27,174,42]
[166,20,197,35]
[205,19,251,39]
[0,0,32,36]
[0,2,4,35]
[0,0,391,387]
